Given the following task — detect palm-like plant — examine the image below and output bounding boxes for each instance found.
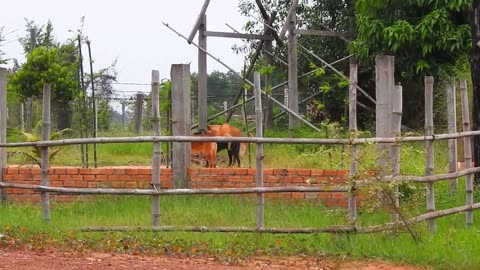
[7,127,72,167]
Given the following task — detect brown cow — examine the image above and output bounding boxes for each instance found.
[191,134,217,168]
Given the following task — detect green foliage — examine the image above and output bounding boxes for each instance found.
[97,100,112,131]
[8,45,78,103]
[7,127,72,167]
[19,19,57,54]
[239,0,356,127]
[351,0,471,77]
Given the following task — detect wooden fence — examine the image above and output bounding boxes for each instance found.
[0,66,478,234]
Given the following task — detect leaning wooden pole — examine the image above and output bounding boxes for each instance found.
[254,71,265,228]
[424,76,436,232]
[187,0,210,43]
[348,63,358,222]
[447,82,458,194]
[41,84,52,221]
[151,70,161,226]
[460,79,474,226]
[0,68,7,203]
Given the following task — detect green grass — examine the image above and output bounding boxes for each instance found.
[4,128,480,268]
[1,195,480,269]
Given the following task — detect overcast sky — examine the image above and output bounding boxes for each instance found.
[1,0,250,94]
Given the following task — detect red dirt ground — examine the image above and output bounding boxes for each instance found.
[0,248,426,270]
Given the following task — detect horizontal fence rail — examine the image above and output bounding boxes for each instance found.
[0,183,348,195]
[78,202,480,234]
[380,167,480,183]
[2,130,480,148]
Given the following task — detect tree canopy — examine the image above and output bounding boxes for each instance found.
[8,44,78,104]
[350,0,471,77]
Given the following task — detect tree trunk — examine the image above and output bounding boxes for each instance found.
[470,1,480,184]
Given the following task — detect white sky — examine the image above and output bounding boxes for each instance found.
[1,0,250,94]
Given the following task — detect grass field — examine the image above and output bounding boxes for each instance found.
[1,194,479,269]
[2,128,480,269]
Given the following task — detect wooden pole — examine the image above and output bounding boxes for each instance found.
[151,70,161,227]
[424,76,436,232]
[460,79,474,226]
[223,101,228,119]
[41,84,52,221]
[187,0,210,43]
[20,103,24,130]
[198,14,208,131]
[264,18,274,129]
[25,97,33,132]
[254,72,264,228]
[287,13,299,129]
[86,40,98,168]
[279,0,299,39]
[390,84,403,222]
[171,64,191,188]
[121,102,126,129]
[78,34,88,168]
[447,82,458,194]
[0,68,7,202]
[348,63,358,222]
[134,93,144,134]
[375,55,395,169]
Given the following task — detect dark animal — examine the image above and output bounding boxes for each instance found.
[207,123,243,167]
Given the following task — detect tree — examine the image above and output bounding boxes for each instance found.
[470,0,480,184]
[351,0,470,76]
[19,19,57,53]
[8,45,79,129]
[348,0,471,128]
[238,0,357,128]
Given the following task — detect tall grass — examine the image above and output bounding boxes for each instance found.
[1,195,480,269]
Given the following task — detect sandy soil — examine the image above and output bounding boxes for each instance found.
[0,248,427,270]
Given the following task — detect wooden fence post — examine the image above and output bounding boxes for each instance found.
[287,13,299,130]
[391,84,403,222]
[447,82,458,194]
[348,63,358,222]
[171,64,191,188]
[375,55,394,169]
[223,101,228,119]
[198,14,208,131]
[121,102,126,129]
[424,76,436,232]
[254,71,265,228]
[20,103,24,130]
[25,97,33,132]
[41,84,52,221]
[460,79,474,226]
[151,70,161,227]
[134,93,144,134]
[0,68,7,203]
